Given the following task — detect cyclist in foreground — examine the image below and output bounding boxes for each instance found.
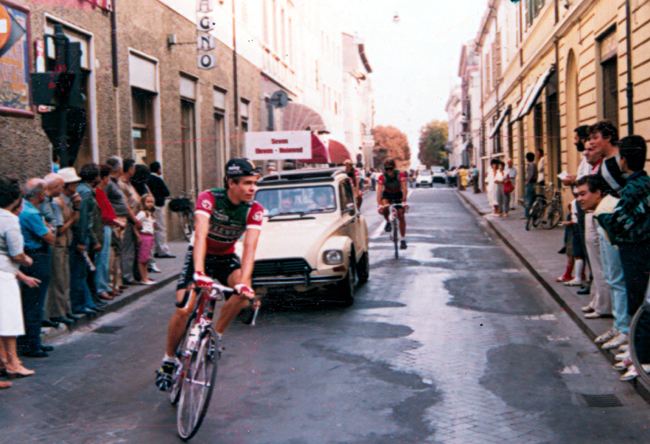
[376,157,408,249]
[155,159,264,391]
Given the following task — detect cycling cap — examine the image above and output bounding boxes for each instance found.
[225,158,260,178]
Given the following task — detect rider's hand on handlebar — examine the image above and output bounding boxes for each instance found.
[193,271,214,291]
[235,284,260,308]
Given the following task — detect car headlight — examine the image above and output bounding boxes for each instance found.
[323,250,344,265]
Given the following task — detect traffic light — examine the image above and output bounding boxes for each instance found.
[30,24,87,167]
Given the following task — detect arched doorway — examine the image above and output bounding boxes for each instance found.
[565,50,579,175]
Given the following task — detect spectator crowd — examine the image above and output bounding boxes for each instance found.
[0,158,175,389]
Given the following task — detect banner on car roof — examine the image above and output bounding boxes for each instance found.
[245,131,312,160]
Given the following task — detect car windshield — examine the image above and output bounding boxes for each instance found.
[256,186,337,216]
[432,167,445,173]
[419,171,432,176]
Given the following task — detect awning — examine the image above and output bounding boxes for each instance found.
[513,65,556,122]
[444,141,454,153]
[281,102,328,133]
[328,139,354,164]
[488,105,512,139]
[299,133,330,164]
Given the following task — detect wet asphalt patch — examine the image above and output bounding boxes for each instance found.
[444,275,549,316]
[302,340,441,443]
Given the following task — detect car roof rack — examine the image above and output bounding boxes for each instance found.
[257,168,346,186]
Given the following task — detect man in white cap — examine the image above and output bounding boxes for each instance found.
[45,167,82,325]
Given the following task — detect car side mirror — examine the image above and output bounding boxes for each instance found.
[345,202,356,215]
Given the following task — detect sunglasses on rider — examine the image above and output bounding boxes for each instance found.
[385,168,394,172]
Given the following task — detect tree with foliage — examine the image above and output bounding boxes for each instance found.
[418,120,448,168]
[373,125,411,169]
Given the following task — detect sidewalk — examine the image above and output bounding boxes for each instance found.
[456,189,650,398]
[41,240,188,342]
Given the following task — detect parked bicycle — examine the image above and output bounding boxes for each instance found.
[169,193,195,242]
[381,203,408,259]
[627,306,650,385]
[525,187,547,231]
[540,184,563,230]
[169,281,260,441]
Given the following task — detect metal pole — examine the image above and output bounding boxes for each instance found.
[626,0,634,135]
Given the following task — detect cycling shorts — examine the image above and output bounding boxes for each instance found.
[176,246,241,292]
[381,191,404,204]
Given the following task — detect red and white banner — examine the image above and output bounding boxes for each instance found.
[245,131,312,160]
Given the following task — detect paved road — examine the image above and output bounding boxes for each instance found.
[3,186,650,444]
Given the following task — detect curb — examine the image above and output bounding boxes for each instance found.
[456,190,650,403]
[42,272,181,342]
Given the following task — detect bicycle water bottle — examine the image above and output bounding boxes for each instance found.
[186,324,200,351]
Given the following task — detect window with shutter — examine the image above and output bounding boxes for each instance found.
[485,53,491,95]
[495,31,502,81]
[491,43,497,89]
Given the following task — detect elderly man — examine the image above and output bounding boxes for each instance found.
[17,179,56,358]
[46,168,82,325]
[38,172,70,327]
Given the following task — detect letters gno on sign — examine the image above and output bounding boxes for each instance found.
[197,0,216,69]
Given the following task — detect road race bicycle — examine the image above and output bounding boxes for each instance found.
[168,282,259,441]
[381,203,408,259]
[169,192,195,242]
[540,184,563,230]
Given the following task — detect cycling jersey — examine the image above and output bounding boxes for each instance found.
[346,169,360,187]
[195,189,264,256]
[377,171,407,194]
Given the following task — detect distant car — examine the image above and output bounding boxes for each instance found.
[240,168,370,306]
[415,170,433,187]
[431,167,447,183]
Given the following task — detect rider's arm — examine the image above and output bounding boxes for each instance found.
[238,227,261,290]
[376,182,384,206]
[193,213,209,274]
[401,174,408,202]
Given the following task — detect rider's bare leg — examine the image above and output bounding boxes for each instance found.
[214,269,252,335]
[397,209,406,238]
[165,287,196,357]
[380,199,390,222]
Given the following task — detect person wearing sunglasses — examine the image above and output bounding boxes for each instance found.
[376,158,408,250]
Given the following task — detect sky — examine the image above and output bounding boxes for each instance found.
[329,0,487,166]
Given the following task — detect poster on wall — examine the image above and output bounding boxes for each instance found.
[0,0,32,117]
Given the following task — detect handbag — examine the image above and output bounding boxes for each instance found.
[503,177,515,194]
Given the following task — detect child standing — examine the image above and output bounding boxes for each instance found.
[136,195,157,285]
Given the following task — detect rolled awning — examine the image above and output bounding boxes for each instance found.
[281,102,328,133]
[513,65,556,122]
[488,105,512,139]
[299,133,330,164]
[328,139,354,164]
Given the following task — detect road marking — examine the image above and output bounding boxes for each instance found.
[524,314,557,321]
[547,335,571,341]
[560,365,581,374]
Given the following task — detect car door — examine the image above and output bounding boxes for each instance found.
[339,180,363,261]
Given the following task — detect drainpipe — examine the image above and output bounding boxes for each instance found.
[111,0,121,157]
[625,0,634,135]
[232,0,240,157]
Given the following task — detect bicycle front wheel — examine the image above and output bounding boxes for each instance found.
[393,220,399,259]
[546,202,562,229]
[177,326,219,441]
[629,306,650,387]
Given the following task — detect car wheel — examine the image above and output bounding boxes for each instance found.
[335,256,355,306]
[357,252,369,284]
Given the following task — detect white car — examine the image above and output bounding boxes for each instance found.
[415,170,434,187]
[431,167,447,184]
[242,168,370,306]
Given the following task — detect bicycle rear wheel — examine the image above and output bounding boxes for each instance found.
[393,220,399,259]
[547,202,562,229]
[531,201,545,227]
[177,326,219,441]
[170,314,197,406]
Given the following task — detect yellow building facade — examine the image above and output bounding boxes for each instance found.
[475,0,649,204]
